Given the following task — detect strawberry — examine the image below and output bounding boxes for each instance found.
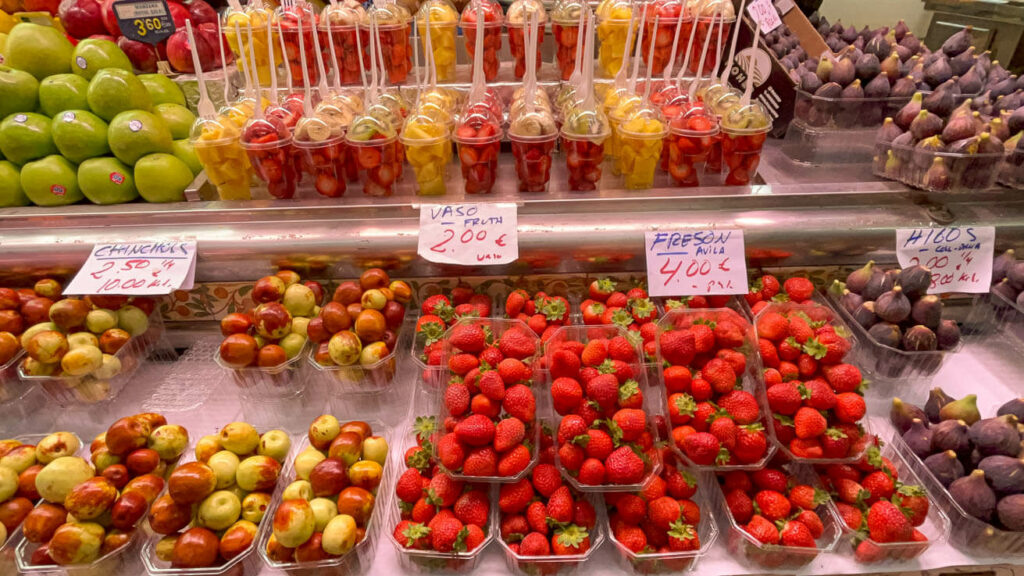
[531,463,563,498]
[396,469,426,504]
[588,279,615,302]
[581,301,606,325]
[503,385,536,423]
[751,468,788,493]
[834,478,869,505]
[794,407,827,439]
[778,338,802,361]
[612,409,647,442]
[822,363,862,394]
[499,328,538,360]
[789,484,827,511]
[497,358,531,384]
[755,312,788,342]
[574,500,597,529]
[759,338,780,368]
[437,433,466,471]
[430,516,465,552]
[659,329,696,366]
[499,478,535,514]
[835,502,863,530]
[820,428,851,459]
[557,415,588,445]
[578,458,606,484]
[709,416,738,450]
[608,336,637,362]
[498,444,532,477]
[701,358,737,394]
[759,275,781,299]
[663,366,692,394]
[796,353,818,378]
[505,289,530,318]
[780,520,816,547]
[855,539,883,563]
[690,323,715,353]
[427,474,464,508]
[549,349,581,380]
[790,438,824,459]
[618,379,643,410]
[494,418,526,453]
[501,514,529,541]
[667,520,699,551]
[549,378,582,416]
[605,446,646,484]
[642,476,668,502]
[717,390,760,425]
[480,346,504,367]
[463,447,498,476]
[766,381,801,415]
[787,315,815,343]
[682,432,724,466]
[726,488,755,524]
[834,392,866,423]
[745,514,779,544]
[893,485,929,527]
[412,497,437,523]
[580,429,614,460]
[809,331,849,365]
[647,496,681,530]
[526,501,550,535]
[478,370,505,401]
[416,314,447,345]
[585,374,620,412]
[607,292,628,308]
[690,378,712,401]
[800,379,837,411]
[450,323,487,353]
[454,490,490,527]
[455,414,496,447]
[558,443,584,472]
[546,486,575,523]
[471,394,501,419]
[551,525,591,555]
[580,339,608,366]
[754,490,791,521]
[668,393,696,425]
[615,525,647,553]
[395,520,432,549]
[783,277,814,302]
[630,298,657,324]
[860,470,895,504]
[445,383,471,417]
[422,294,453,321]
[866,500,913,543]
[520,532,551,555]
[713,320,746,349]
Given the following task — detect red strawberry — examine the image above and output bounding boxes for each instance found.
[531,463,563,498]
[717,390,760,425]
[779,520,816,547]
[618,379,643,410]
[585,374,620,412]
[834,478,869,505]
[726,489,754,523]
[427,474,464,507]
[861,470,895,504]
[659,330,696,366]
[797,509,824,539]
[789,437,824,459]
[755,312,788,342]
[396,469,426,503]
[834,392,866,423]
[455,414,496,447]
[783,277,814,302]
[478,370,506,401]
[506,289,530,318]
[412,497,437,523]
[751,468,787,493]
[809,331,849,365]
[821,428,852,459]
[605,446,646,484]
[430,516,465,552]
[449,353,480,376]
[668,393,696,425]
[893,485,929,527]
[759,275,781,298]
[766,382,801,415]
[546,486,574,523]
[690,323,715,354]
[835,502,863,530]
[395,520,432,549]
[580,429,614,461]
[682,432,724,466]
[503,385,536,423]
[581,301,606,325]
[499,478,535,514]
[607,292,628,308]
[578,458,606,484]
[422,294,453,320]
[647,496,681,530]
[574,499,597,529]
[608,336,637,362]
[450,323,487,353]
[551,525,591,555]
[713,320,746,349]
[471,394,501,419]
[588,279,615,302]
[615,526,647,553]
[498,445,533,477]
[701,358,737,394]
[866,500,913,543]
[759,338,780,369]
[796,353,818,378]
[709,416,738,451]
[463,447,498,476]
[416,314,447,344]
[437,433,466,471]
[480,346,504,367]
[519,531,551,555]
[445,383,471,417]
[454,489,490,527]
[558,443,584,472]
[580,339,609,367]
[494,418,526,453]
[789,484,827,511]
[787,315,815,343]
[794,407,827,439]
[754,490,791,521]
[526,501,549,534]
[549,349,581,380]
[499,328,538,360]
[551,377,583,415]
[501,513,530,541]
[663,366,692,394]
[745,514,779,544]
[823,363,862,393]
[557,415,588,445]
[612,409,647,442]
[800,379,837,411]
[855,539,883,563]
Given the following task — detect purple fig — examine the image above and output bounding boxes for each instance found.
[863,267,894,300]
[829,56,856,86]
[814,81,843,99]
[993,249,1017,283]
[903,324,938,351]
[800,70,823,93]
[841,24,858,44]
[924,57,953,87]
[924,450,965,487]
[842,79,864,99]
[997,397,1024,422]
[923,157,951,191]
[845,260,876,294]
[895,44,913,63]
[993,278,1017,302]
[895,20,910,42]
[891,397,928,433]
[864,73,891,98]
[895,92,924,129]
[932,418,971,452]
[911,295,942,329]
[879,52,900,79]
[852,301,877,329]
[946,135,981,155]
[915,136,945,169]
[969,415,1021,458]
[942,26,974,57]
[1008,261,1024,290]
[902,419,934,459]
[876,286,912,323]
[979,456,1024,497]
[898,264,933,298]
[950,46,976,77]
[949,470,996,522]
[900,33,922,54]
[942,113,980,144]
[841,290,865,314]
[923,86,956,117]
[868,321,901,348]
[988,61,1010,83]
[926,387,955,423]
[855,53,881,81]
[830,20,843,35]
[865,34,891,60]
[936,320,961,351]
[876,117,903,144]
[978,131,1004,154]
[990,77,1017,98]
[910,110,943,140]
[977,50,993,73]
[957,64,984,95]
[892,76,918,98]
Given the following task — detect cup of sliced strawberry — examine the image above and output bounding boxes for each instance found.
[460,0,504,81]
[241,118,298,200]
[454,107,503,194]
[667,106,720,187]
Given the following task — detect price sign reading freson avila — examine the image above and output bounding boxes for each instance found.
[895,226,994,294]
[645,230,748,297]
[418,203,518,265]
[64,242,198,296]
[114,0,175,45]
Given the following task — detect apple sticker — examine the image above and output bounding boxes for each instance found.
[76,56,87,70]
[129,120,143,132]
[63,112,76,123]
[13,114,27,123]
[51,185,66,197]
[110,172,125,185]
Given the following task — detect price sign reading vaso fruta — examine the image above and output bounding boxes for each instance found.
[64,242,198,296]
[114,0,175,45]
[896,226,994,294]
[418,203,518,265]
[645,230,748,297]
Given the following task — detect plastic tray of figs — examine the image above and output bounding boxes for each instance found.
[656,307,778,472]
[998,147,1024,190]
[214,339,312,400]
[257,418,393,576]
[792,89,912,131]
[714,464,841,571]
[309,319,410,396]
[18,312,166,408]
[826,437,951,565]
[141,424,299,576]
[605,471,720,574]
[495,492,605,576]
[754,295,877,464]
[823,289,970,385]
[386,402,496,574]
[545,324,663,492]
[435,317,542,484]
[971,289,1024,351]
[872,140,1005,193]
[782,119,879,165]
[890,433,1024,556]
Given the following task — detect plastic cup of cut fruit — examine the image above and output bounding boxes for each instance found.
[641,0,686,76]
[687,14,734,75]
[225,10,278,86]
[561,107,610,192]
[321,0,368,86]
[346,114,401,197]
[595,0,635,78]
[719,101,771,186]
[551,0,584,81]
[617,110,668,190]
[415,0,460,82]
[241,117,299,200]
[359,2,414,84]
[277,2,320,87]
[192,118,252,200]
[508,111,558,193]
[454,105,503,194]
[402,113,451,196]
[667,106,719,187]
[505,0,547,80]
[293,113,348,199]
[460,0,504,82]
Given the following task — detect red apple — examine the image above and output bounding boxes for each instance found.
[117,37,159,73]
[59,0,108,39]
[219,334,259,368]
[165,28,213,73]
[304,281,325,305]
[100,0,121,36]
[187,0,218,25]
[167,0,188,27]
[23,0,60,15]
[125,448,160,476]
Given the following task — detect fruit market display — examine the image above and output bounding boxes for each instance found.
[414,283,492,374]
[0,431,80,545]
[0,279,61,370]
[20,412,187,567]
[991,248,1024,306]
[217,270,322,369]
[266,415,388,564]
[148,421,289,569]
[504,289,571,339]
[579,279,657,335]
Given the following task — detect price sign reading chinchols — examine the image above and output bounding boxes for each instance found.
[64,242,198,296]
[114,0,175,45]
[645,230,748,297]
[418,203,518,265]
[896,226,995,294]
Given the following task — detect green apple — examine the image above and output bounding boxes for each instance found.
[138,74,185,106]
[71,39,132,80]
[0,112,57,165]
[134,153,191,203]
[0,65,38,119]
[107,110,172,165]
[21,155,82,206]
[38,73,89,118]
[171,139,201,176]
[78,157,138,205]
[0,161,28,207]
[86,68,152,121]
[154,103,195,139]
[5,23,73,80]
[51,110,109,163]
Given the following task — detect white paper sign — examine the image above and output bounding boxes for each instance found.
[747,0,783,33]
[895,226,994,294]
[64,242,198,295]
[418,203,518,265]
[645,230,748,297]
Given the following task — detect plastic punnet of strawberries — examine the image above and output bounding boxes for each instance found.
[744,274,817,315]
[580,279,659,359]
[817,443,936,563]
[605,448,705,569]
[659,307,771,469]
[756,300,873,462]
[718,465,836,568]
[437,320,540,480]
[549,328,660,488]
[498,462,600,563]
[393,416,490,557]
[415,283,494,376]
[504,289,572,341]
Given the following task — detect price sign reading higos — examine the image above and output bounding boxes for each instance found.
[746,0,783,33]
[418,203,518,265]
[65,242,198,296]
[645,230,748,297]
[114,0,175,44]
[895,226,995,294]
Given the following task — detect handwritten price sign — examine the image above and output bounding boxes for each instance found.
[64,242,198,296]
[645,230,748,297]
[746,0,783,33]
[418,203,518,265]
[895,226,994,294]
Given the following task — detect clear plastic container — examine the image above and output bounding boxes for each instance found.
[890,433,1023,556]
[550,0,584,81]
[685,14,734,75]
[605,472,719,574]
[827,437,951,565]
[308,321,407,396]
[460,0,504,82]
[509,132,558,193]
[561,105,610,192]
[293,136,348,198]
[214,338,311,398]
[410,292,499,375]
[973,288,1024,350]
[191,117,252,201]
[19,312,165,407]
[435,318,541,483]
[321,1,367,86]
[781,120,880,166]
[873,138,1006,193]
[359,2,414,85]
[453,105,503,194]
[792,89,912,130]
[140,425,298,576]
[999,145,1024,189]
[0,350,28,405]
[495,493,605,576]
[276,2,321,87]
[386,405,495,573]
[402,110,452,196]
[415,0,460,82]
[641,0,686,76]
[667,105,720,187]
[545,324,663,492]
[617,107,668,190]
[656,307,777,471]
[505,0,546,80]
[257,419,393,575]
[346,114,401,197]
[719,101,772,187]
[713,464,840,569]
[240,127,299,200]
[595,0,634,78]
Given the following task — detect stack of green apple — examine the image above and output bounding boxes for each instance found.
[0,431,82,547]
[0,22,202,207]
[19,296,152,403]
[148,422,291,569]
